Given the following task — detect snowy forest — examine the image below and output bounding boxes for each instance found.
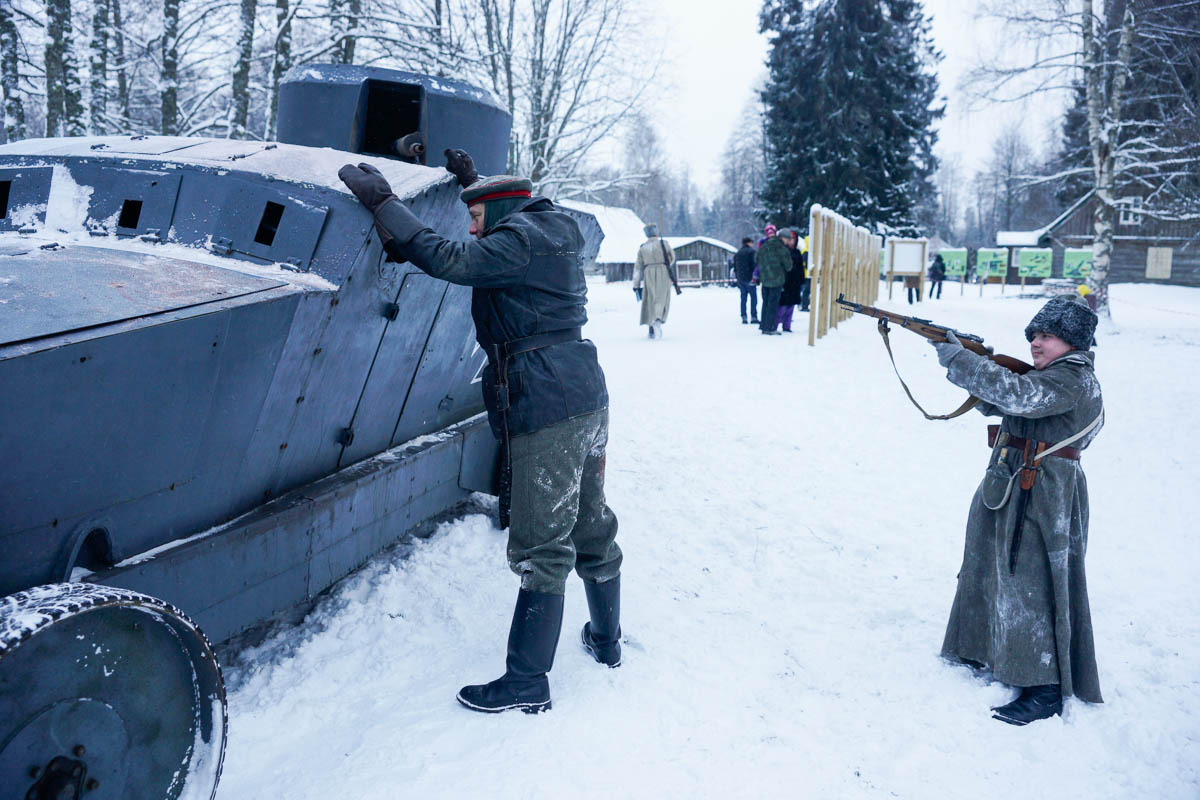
[3,0,1198,289]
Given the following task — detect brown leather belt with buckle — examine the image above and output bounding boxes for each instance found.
[988,425,1081,461]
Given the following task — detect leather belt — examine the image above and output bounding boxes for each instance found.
[499,327,582,358]
[988,425,1081,461]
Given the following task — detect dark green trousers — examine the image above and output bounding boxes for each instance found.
[507,408,622,594]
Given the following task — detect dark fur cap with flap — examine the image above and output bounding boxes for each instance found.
[1025,294,1098,351]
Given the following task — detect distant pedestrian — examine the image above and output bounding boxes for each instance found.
[777,229,805,333]
[732,236,758,324]
[1076,284,1098,311]
[754,227,792,335]
[799,235,810,312]
[633,223,681,340]
[904,274,921,304]
[929,254,945,299]
[757,223,777,249]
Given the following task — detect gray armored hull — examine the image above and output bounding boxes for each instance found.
[0,63,604,799]
[0,138,495,631]
[0,135,495,800]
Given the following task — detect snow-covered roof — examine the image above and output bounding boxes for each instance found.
[997,190,1097,247]
[664,236,736,254]
[996,229,1045,247]
[556,199,647,264]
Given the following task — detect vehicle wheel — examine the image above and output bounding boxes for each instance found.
[0,583,226,800]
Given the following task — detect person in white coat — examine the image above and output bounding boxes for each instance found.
[632,224,681,339]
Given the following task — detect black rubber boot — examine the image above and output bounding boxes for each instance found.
[991,684,1063,726]
[580,576,622,667]
[457,589,564,714]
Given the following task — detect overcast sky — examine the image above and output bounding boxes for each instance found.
[645,0,1070,198]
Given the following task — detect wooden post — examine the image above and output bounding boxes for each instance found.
[819,214,833,338]
[886,239,895,300]
[808,205,821,347]
[835,224,844,327]
[918,240,927,302]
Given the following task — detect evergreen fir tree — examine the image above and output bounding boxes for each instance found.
[1053,83,1091,206]
[758,0,943,234]
[672,200,689,235]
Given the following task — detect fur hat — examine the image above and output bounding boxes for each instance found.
[777,227,795,239]
[1024,294,1098,351]
[643,223,659,238]
[460,174,533,205]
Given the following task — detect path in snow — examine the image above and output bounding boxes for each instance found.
[217,279,1199,799]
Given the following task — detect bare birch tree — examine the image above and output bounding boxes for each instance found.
[1,1,27,142]
[264,0,293,139]
[110,0,131,125]
[468,0,657,194]
[89,0,109,133]
[8,0,656,203]
[45,0,85,136]
[161,0,180,133]
[968,0,1200,315]
[229,0,256,137]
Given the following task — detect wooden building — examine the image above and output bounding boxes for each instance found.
[997,190,1199,287]
[664,236,737,284]
[556,199,647,280]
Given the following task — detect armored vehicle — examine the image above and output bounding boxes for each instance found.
[0,66,600,800]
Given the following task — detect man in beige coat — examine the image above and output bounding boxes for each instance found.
[632,223,681,339]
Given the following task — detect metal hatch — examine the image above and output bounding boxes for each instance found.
[0,243,285,346]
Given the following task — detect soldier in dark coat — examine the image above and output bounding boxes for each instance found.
[339,152,623,715]
[931,295,1103,726]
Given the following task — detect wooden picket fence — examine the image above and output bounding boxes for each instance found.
[807,204,882,346]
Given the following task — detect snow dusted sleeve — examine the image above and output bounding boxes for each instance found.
[944,349,1083,419]
[973,400,1004,418]
[632,244,645,289]
[375,198,531,288]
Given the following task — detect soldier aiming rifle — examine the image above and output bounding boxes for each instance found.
[839,294,1105,726]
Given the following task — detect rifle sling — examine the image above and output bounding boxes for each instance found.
[876,318,979,421]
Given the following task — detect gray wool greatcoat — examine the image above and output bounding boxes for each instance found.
[939,348,1104,703]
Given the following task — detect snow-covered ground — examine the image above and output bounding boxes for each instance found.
[217,279,1200,799]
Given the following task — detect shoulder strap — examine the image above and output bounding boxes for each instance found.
[1035,409,1103,460]
[877,319,979,420]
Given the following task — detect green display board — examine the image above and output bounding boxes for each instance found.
[1018,248,1053,278]
[940,248,967,277]
[1063,248,1093,280]
[975,248,1008,279]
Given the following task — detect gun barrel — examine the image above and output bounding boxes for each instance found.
[835,293,861,310]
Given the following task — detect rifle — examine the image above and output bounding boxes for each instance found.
[835,294,1033,420]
